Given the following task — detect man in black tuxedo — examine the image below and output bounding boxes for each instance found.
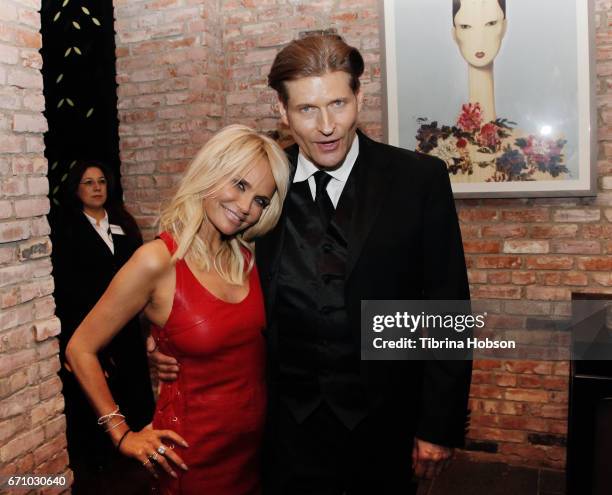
[259,34,471,494]
[151,34,471,494]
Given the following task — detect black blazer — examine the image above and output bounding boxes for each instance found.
[256,131,472,447]
[50,208,154,467]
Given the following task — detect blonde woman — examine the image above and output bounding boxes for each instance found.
[66,124,289,494]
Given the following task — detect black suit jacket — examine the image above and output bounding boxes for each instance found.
[256,131,471,447]
[51,208,142,348]
[50,208,154,467]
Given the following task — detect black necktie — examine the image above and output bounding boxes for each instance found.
[313,170,334,226]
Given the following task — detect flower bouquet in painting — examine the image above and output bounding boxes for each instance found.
[416,103,568,183]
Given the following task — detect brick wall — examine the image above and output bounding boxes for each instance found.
[0,0,70,487]
[113,0,612,470]
[114,0,225,240]
[114,0,382,240]
[222,0,382,141]
[456,0,611,468]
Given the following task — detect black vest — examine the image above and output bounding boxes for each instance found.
[276,174,370,429]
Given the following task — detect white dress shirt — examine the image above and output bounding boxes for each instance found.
[83,210,114,254]
[293,133,360,208]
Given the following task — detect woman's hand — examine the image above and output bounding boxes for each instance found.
[119,424,189,478]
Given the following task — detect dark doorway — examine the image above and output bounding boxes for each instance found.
[40,0,122,212]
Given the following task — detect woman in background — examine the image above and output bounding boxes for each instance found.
[51,160,155,493]
[66,125,289,494]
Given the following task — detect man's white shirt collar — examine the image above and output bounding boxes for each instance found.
[293,133,360,207]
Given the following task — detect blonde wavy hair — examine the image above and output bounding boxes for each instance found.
[159,124,289,284]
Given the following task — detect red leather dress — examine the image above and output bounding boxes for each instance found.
[151,232,266,494]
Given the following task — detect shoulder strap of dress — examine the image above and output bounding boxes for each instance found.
[157,231,178,255]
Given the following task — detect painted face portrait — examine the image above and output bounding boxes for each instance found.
[452,0,507,68]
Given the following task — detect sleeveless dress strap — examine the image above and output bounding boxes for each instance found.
[157,231,178,255]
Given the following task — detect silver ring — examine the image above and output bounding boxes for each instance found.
[149,452,158,462]
[157,445,166,456]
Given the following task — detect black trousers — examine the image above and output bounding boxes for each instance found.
[264,401,418,495]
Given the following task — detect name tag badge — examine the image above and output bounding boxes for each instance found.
[109,224,126,236]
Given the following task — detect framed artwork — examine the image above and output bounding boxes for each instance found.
[381,0,597,198]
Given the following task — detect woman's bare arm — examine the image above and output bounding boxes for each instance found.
[65,239,188,476]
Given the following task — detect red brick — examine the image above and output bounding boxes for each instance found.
[470,398,528,416]
[487,272,512,285]
[505,388,549,403]
[14,197,49,218]
[471,370,493,385]
[476,256,522,269]
[33,434,67,466]
[12,113,47,133]
[504,240,549,254]
[540,404,568,419]
[551,240,601,254]
[517,375,543,388]
[525,286,571,301]
[582,224,612,239]
[468,270,487,284]
[18,238,51,261]
[0,369,28,400]
[0,385,38,419]
[495,373,517,387]
[473,360,503,371]
[30,395,64,426]
[7,66,42,88]
[504,361,553,374]
[1,176,27,196]
[463,240,501,254]
[33,317,61,342]
[577,256,612,271]
[471,285,522,300]
[537,272,561,286]
[470,384,504,400]
[531,225,578,239]
[501,209,549,223]
[0,426,44,463]
[553,209,601,222]
[511,271,537,285]
[458,209,499,222]
[482,224,528,238]
[562,272,589,286]
[0,414,27,445]
[525,256,574,270]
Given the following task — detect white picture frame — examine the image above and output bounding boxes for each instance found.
[380,0,597,198]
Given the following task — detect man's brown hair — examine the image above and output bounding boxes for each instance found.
[268,34,365,106]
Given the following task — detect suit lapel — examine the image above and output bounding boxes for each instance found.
[346,131,395,278]
[77,211,115,261]
[258,133,396,299]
